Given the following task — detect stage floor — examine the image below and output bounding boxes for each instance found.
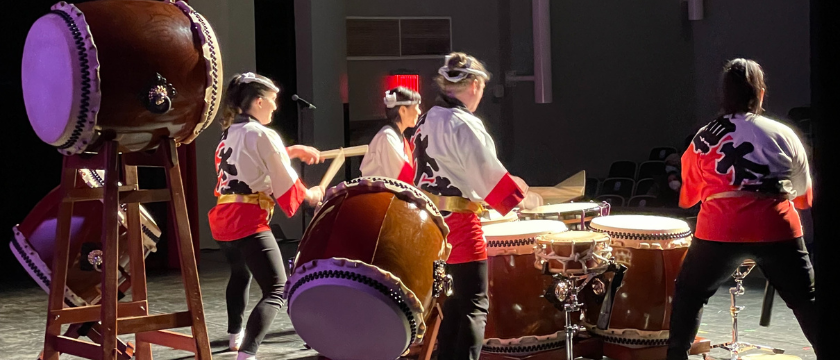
[0,250,815,360]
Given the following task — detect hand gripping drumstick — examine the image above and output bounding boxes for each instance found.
[319,148,346,189]
[320,145,368,159]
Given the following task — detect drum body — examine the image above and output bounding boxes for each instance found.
[480,209,519,226]
[482,220,571,355]
[10,170,161,307]
[519,202,609,230]
[21,0,223,155]
[585,215,692,348]
[286,177,450,360]
[534,231,612,275]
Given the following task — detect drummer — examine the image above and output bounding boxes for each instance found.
[667,59,818,359]
[208,72,325,360]
[359,87,421,183]
[412,52,542,360]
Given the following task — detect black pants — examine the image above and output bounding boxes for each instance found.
[217,231,287,355]
[666,238,818,360]
[437,260,489,360]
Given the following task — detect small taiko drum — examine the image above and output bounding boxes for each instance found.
[481,220,571,355]
[285,177,451,360]
[480,209,519,225]
[21,0,223,155]
[10,169,161,307]
[519,202,610,230]
[585,215,692,349]
[534,231,612,276]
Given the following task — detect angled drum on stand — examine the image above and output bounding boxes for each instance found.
[20,0,223,359]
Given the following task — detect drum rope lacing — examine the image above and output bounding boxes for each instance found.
[286,269,418,353]
[50,9,93,151]
[535,242,613,274]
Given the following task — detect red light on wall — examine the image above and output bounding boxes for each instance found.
[386,74,420,93]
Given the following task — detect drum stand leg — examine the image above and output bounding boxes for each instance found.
[38,139,213,360]
[550,275,591,360]
[419,304,443,360]
[564,292,583,360]
[38,323,135,360]
[711,261,783,360]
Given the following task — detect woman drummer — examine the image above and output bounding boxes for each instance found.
[667,59,818,359]
[359,86,422,183]
[412,52,542,360]
[208,72,325,360]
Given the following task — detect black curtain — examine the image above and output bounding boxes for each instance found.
[255,0,299,145]
[810,0,839,358]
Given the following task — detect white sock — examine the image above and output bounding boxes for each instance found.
[229,330,244,351]
[236,352,256,360]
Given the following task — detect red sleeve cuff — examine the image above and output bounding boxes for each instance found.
[485,173,525,215]
[397,162,415,184]
[793,187,813,210]
[277,179,308,217]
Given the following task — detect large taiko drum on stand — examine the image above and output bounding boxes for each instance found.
[481,220,571,356]
[285,177,451,360]
[10,169,161,306]
[585,215,692,350]
[21,0,223,155]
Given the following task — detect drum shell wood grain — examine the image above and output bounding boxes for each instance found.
[76,0,209,153]
[583,246,688,334]
[484,252,573,342]
[294,186,447,319]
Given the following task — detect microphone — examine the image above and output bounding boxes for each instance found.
[291,94,316,110]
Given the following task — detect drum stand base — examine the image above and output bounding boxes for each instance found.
[709,261,783,360]
[39,323,135,360]
[548,273,602,360]
[39,139,212,360]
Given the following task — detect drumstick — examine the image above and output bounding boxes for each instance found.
[319,148,346,189]
[320,145,368,159]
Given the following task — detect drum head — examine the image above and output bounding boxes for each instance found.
[481,209,518,225]
[520,202,600,215]
[483,220,567,241]
[590,215,689,235]
[22,12,80,145]
[289,282,410,360]
[537,230,608,244]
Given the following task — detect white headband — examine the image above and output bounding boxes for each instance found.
[438,55,489,83]
[383,91,421,108]
[238,72,279,92]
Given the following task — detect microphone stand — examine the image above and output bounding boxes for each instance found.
[295,100,311,237]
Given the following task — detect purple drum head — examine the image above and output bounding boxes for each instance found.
[21,13,76,145]
[21,3,100,155]
[289,282,411,360]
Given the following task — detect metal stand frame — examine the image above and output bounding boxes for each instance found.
[710,260,784,360]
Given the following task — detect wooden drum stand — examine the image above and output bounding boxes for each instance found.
[41,139,212,360]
